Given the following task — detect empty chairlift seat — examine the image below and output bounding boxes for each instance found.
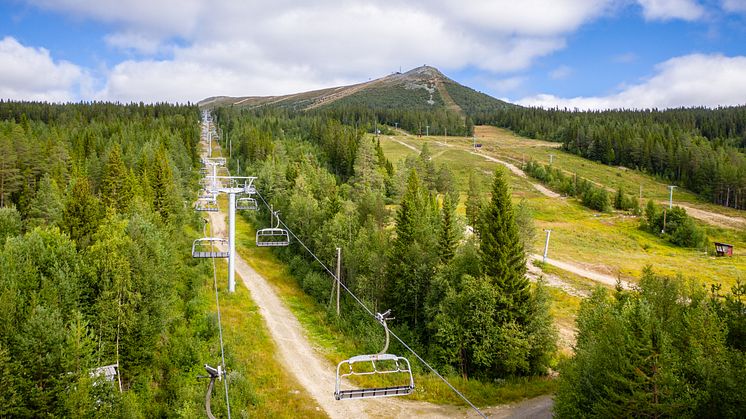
[334,310,415,400]
[255,228,290,246]
[256,209,290,247]
[236,196,258,211]
[195,196,219,212]
[192,238,229,258]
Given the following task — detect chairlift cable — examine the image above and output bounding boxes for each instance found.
[200,150,232,417]
[254,190,486,418]
[211,251,232,419]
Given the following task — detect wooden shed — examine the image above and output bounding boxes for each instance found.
[714,242,734,257]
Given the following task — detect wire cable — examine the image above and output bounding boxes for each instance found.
[201,123,232,419]
[211,247,232,419]
[254,190,486,418]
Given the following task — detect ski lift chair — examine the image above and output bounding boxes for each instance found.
[236,196,258,211]
[195,196,219,212]
[334,310,414,400]
[192,238,229,258]
[256,210,290,247]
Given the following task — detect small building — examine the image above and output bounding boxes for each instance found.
[714,242,734,257]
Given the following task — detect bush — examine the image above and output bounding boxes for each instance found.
[581,188,610,212]
[642,203,707,248]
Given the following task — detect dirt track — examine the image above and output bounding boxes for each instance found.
[201,128,556,418]
[529,254,632,289]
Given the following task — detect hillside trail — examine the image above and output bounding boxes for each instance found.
[206,210,472,418]
[386,135,559,199]
[528,254,632,290]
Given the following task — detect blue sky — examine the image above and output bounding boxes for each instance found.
[2,0,746,108]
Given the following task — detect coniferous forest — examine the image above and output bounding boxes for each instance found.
[0,102,227,416]
[1,100,744,417]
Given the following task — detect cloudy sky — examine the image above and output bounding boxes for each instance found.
[2,0,746,109]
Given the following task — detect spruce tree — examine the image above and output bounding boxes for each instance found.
[149,148,179,222]
[0,133,21,208]
[438,193,458,264]
[62,175,102,248]
[479,169,529,319]
[387,169,438,330]
[100,145,133,213]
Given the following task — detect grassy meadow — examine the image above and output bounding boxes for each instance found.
[378,129,745,289]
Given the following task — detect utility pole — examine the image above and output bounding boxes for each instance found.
[668,185,677,209]
[543,229,552,263]
[336,247,341,316]
[425,125,429,136]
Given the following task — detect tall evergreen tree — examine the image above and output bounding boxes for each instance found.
[0,132,21,207]
[419,143,437,189]
[387,169,439,330]
[438,193,458,264]
[351,137,384,194]
[479,169,529,320]
[100,145,133,213]
[149,148,180,222]
[62,176,102,248]
[26,174,64,229]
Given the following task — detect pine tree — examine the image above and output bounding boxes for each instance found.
[351,138,384,194]
[26,175,64,230]
[387,169,439,330]
[62,176,102,248]
[100,145,133,213]
[438,193,458,264]
[419,142,437,190]
[149,148,179,222]
[479,169,529,320]
[0,132,21,207]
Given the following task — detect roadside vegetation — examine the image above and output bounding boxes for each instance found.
[215,106,559,405]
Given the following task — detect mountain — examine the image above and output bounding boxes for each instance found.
[199,66,513,115]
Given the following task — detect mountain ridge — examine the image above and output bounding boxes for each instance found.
[199,65,512,114]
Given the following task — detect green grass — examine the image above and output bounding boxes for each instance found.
[230,210,558,408]
[196,237,326,418]
[380,129,745,289]
[474,126,745,218]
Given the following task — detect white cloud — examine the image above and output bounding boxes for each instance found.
[517,54,746,109]
[18,0,623,102]
[636,0,705,21]
[27,0,204,37]
[0,36,89,101]
[722,0,746,12]
[549,65,573,80]
[104,32,166,55]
